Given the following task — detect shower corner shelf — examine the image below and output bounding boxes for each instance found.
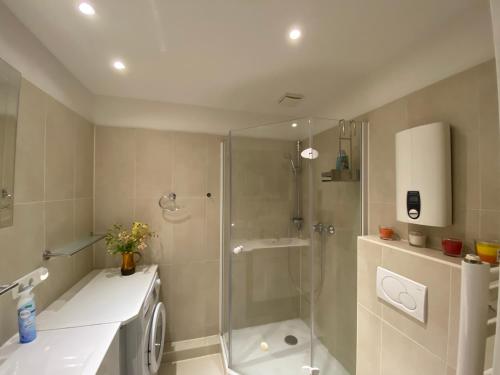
[321,169,360,182]
[43,233,105,260]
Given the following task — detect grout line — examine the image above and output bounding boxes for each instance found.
[381,318,447,366]
[358,301,381,319]
[445,267,453,368]
[92,124,96,268]
[378,305,383,375]
[42,94,47,252]
[477,72,483,217]
[133,128,137,218]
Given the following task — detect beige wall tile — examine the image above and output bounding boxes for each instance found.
[356,304,381,375]
[357,238,382,316]
[95,126,135,199]
[94,195,134,233]
[94,241,121,269]
[74,118,94,199]
[0,203,44,284]
[171,198,208,263]
[206,195,220,261]
[381,246,451,360]
[368,98,407,205]
[479,210,500,241]
[134,197,174,265]
[206,137,222,200]
[45,98,75,201]
[478,61,500,211]
[45,200,74,250]
[135,129,173,199]
[368,202,408,239]
[380,322,446,375]
[159,261,219,341]
[172,133,208,197]
[73,247,93,281]
[14,80,46,203]
[75,198,93,238]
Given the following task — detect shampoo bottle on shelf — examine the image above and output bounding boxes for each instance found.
[17,286,37,343]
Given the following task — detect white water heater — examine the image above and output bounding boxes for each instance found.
[396,122,452,227]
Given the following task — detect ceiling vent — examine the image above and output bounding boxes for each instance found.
[279,92,304,107]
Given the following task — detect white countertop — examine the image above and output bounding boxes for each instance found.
[0,323,120,375]
[38,264,158,330]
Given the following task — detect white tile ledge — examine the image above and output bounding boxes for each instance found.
[359,235,462,269]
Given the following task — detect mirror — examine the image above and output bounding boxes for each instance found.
[0,58,21,228]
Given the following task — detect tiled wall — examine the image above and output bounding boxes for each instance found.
[0,80,94,344]
[358,60,500,250]
[357,236,468,375]
[93,126,221,341]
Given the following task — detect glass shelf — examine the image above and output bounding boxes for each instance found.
[43,234,105,260]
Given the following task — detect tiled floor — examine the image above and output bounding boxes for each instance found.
[159,354,225,375]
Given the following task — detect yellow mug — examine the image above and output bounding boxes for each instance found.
[475,240,500,264]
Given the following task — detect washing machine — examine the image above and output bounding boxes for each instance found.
[121,272,166,375]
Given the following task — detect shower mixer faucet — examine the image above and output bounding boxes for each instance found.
[313,223,335,235]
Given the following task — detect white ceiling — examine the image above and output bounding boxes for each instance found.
[3,0,491,117]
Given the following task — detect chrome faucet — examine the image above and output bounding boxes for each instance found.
[313,223,335,235]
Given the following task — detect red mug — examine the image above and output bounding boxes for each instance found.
[442,238,462,257]
[379,226,394,240]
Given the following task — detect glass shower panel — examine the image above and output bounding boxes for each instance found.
[228,119,312,375]
[309,119,362,375]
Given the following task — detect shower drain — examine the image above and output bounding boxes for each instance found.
[284,335,298,345]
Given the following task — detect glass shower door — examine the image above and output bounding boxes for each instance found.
[228,119,312,375]
[224,118,363,375]
[309,119,363,375]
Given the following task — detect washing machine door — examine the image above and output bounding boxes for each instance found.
[148,302,166,374]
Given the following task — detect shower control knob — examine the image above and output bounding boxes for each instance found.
[233,245,244,255]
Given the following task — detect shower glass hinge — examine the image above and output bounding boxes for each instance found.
[302,366,320,375]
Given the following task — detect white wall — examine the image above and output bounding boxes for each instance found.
[93,95,287,135]
[320,2,495,120]
[0,2,93,119]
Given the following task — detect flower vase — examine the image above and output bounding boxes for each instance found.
[121,252,139,276]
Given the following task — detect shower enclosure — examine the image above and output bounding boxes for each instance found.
[221,117,365,375]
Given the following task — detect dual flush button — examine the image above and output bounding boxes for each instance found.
[376,267,427,323]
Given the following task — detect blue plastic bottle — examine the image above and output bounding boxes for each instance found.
[17,286,37,343]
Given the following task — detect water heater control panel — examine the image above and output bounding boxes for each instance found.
[407,191,421,219]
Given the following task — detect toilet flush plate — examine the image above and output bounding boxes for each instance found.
[376,266,427,323]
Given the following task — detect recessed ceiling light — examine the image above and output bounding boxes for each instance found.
[78,2,95,16]
[291,123,298,128]
[112,61,126,71]
[289,28,302,40]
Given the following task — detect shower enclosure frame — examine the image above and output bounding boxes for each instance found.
[219,117,368,375]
